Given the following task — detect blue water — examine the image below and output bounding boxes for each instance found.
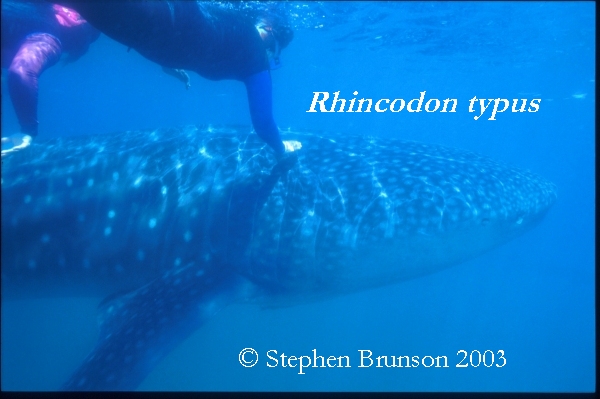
[1,1,594,392]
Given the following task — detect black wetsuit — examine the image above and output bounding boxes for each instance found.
[55,1,286,154]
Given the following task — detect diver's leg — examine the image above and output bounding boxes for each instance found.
[7,33,62,137]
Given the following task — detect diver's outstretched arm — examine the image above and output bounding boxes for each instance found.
[244,70,286,155]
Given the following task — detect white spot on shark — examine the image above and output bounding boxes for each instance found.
[149,218,157,228]
[87,179,94,187]
[108,210,116,218]
[199,147,212,158]
[104,227,112,236]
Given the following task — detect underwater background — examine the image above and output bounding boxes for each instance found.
[1,1,594,392]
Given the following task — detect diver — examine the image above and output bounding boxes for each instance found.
[1,1,100,156]
[52,1,300,160]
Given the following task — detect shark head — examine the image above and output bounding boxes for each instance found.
[211,130,557,300]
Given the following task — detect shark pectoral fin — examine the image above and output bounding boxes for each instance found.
[96,284,149,334]
[62,265,242,391]
[272,150,299,177]
[209,155,297,264]
[253,153,297,206]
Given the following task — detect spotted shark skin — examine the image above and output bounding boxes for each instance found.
[1,125,556,390]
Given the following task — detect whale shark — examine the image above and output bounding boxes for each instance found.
[1,125,557,390]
